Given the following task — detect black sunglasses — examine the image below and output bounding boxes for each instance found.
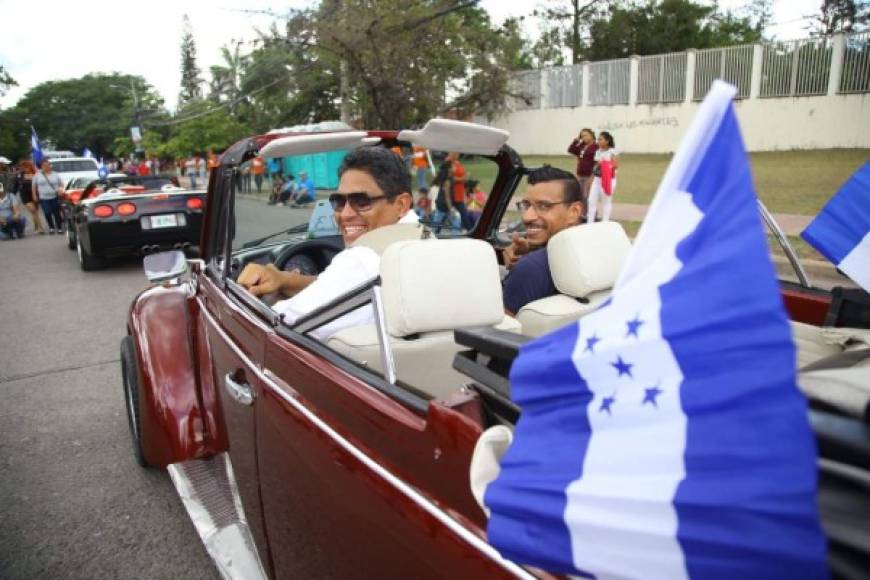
[329,192,389,212]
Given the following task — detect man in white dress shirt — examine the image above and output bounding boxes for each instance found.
[238,146,417,338]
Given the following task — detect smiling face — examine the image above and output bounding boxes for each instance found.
[597,134,610,150]
[335,168,411,245]
[521,180,583,248]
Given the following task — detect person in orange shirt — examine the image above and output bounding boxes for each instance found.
[411,146,429,192]
[447,152,473,231]
[251,155,266,193]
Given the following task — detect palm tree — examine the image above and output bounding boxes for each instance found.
[209,41,247,114]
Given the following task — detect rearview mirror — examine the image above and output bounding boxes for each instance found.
[144,250,188,283]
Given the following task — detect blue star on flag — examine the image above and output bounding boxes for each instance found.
[599,396,616,415]
[643,386,663,408]
[626,315,644,338]
[612,356,633,378]
[584,334,601,353]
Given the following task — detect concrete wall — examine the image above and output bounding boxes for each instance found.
[486,93,870,155]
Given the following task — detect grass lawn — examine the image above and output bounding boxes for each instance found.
[467,149,868,216]
[617,220,827,262]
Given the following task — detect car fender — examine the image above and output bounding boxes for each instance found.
[127,283,224,467]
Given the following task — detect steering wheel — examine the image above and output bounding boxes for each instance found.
[282,253,319,276]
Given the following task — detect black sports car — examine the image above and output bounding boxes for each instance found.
[68,179,206,271]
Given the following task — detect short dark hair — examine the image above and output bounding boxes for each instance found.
[338,146,411,198]
[527,165,583,204]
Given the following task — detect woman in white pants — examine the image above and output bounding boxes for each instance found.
[587,131,619,223]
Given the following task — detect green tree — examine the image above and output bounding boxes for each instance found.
[533,0,610,65]
[810,0,870,35]
[9,73,165,159]
[208,41,248,114]
[179,14,203,107]
[265,0,528,128]
[160,101,251,158]
[586,0,760,60]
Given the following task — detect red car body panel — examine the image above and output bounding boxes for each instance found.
[128,283,219,467]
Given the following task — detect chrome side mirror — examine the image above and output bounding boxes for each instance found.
[144,250,188,283]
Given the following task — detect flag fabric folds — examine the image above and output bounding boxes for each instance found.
[801,163,870,292]
[30,126,43,166]
[484,81,828,580]
[82,147,94,159]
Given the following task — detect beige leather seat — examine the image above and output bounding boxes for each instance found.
[516,222,632,337]
[327,238,518,400]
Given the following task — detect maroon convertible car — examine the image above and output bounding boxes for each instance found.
[120,120,869,579]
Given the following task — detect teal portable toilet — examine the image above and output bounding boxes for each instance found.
[282,150,348,190]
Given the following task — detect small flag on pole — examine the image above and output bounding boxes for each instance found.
[801,163,870,292]
[83,147,94,159]
[484,81,828,579]
[31,126,43,165]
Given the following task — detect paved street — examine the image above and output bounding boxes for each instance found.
[0,232,218,580]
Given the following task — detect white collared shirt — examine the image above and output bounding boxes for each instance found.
[275,210,419,339]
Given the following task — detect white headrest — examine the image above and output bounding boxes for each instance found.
[548,222,631,298]
[380,239,504,337]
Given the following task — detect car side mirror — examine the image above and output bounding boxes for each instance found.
[144,250,188,283]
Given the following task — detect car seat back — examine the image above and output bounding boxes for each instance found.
[517,222,631,337]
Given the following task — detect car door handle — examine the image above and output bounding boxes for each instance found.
[224,373,255,406]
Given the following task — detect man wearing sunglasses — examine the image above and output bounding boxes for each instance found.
[502,165,585,316]
[238,146,418,338]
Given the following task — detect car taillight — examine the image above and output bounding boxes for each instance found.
[186,197,204,210]
[93,205,113,218]
[117,202,137,216]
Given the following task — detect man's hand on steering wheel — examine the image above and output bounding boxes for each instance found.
[238,262,317,298]
[238,263,286,297]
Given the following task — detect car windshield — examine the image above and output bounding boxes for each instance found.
[50,160,98,172]
[230,146,500,254]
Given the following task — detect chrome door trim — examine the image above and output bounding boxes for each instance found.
[200,303,536,579]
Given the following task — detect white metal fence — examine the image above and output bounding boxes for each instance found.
[588,59,630,106]
[509,31,869,110]
[693,44,754,100]
[761,37,833,97]
[637,52,687,104]
[841,32,870,93]
[543,65,583,108]
[511,70,541,110]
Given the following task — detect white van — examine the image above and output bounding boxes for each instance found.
[47,157,100,186]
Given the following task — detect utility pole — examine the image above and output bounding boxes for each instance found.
[131,79,144,157]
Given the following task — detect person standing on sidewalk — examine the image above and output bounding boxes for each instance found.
[14,160,45,234]
[586,131,619,224]
[251,155,266,193]
[567,128,597,205]
[32,159,64,235]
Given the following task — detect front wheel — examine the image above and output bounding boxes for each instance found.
[77,236,103,271]
[120,336,149,468]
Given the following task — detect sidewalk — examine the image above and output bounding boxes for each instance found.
[612,203,812,236]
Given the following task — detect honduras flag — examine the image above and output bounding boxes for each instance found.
[31,126,43,165]
[82,147,94,158]
[801,163,870,292]
[484,81,828,579]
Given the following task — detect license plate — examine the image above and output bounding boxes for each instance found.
[150,214,178,229]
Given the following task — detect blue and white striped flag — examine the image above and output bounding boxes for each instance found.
[31,126,43,165]
[801,163,870,292]
[484,81,828,579]
[82,147,94,158]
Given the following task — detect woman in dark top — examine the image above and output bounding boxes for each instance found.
[15,160,45,234]
[567,128,598,206]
